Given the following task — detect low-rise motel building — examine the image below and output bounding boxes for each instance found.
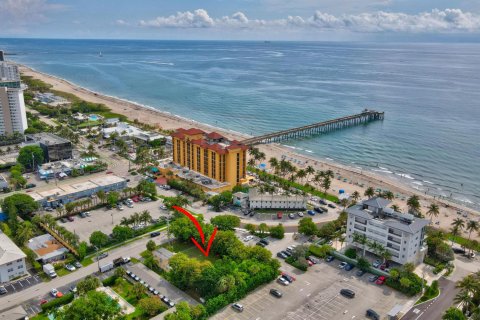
[169,128,248,192]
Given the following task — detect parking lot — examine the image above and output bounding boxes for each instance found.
[1,275,42,296]
[127,264,197,305]
[61,198,170,242]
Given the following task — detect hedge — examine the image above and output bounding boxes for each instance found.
[102,275,118,286]
[41,292,74,312]
[285,256,308,271]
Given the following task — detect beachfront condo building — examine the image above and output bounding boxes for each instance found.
[345,197,429,265]
[171,128,248,189]
[0,231,28,283]
[0,61,28,135]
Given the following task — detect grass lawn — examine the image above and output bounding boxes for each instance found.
[77,120,101,128]
[56,268,71,277]
[160,240,218,263]
[111,278,148,305]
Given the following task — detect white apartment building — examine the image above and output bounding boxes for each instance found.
[0,61,28,135]
[0,232,28,283]
[248,188,307,210]
[346,197,429,265]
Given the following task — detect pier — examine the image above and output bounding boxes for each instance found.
[241,109,384,145]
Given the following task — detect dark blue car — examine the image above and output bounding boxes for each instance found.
[307,210,315,216]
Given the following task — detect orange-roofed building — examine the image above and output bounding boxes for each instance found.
[171,128,248,189]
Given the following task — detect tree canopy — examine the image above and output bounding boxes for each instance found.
[210,215,240,231]
[17,145,44,170]
[54,291,121,320]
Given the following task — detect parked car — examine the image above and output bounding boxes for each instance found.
[277,277,289,286]
[70,286,77,293]
[344,264,354,271]
[328,203,336,208]
[297,212,304,217]
[288,213,296,219]
[308,256,320,264]
[269,288,283,298]
[0,286,7,295]
[281,272,296,282]
[44,207,54,212]
[372,260,382,268]
[85,211,91,217]
[97,252,109,260]
[340,289,355,298]
[256,241,266,247]
[259,238,270,245]
[40,299,48,305]
[65,264,76,271]
[160,296,175,308]
[356,270,366,277]
[283,250,292,257]
[243,235,254,242]
[243,210,250,216]
[306,259,313,267]
[277,212,283,219]
[249,211,256,217]
[50,288,63,298]
[148,286,155,293]
[277,252,288,259]
[67,216,74,222]
[453,247,466,254]
[231,303,244,312]
[79,212,87,218]
[117,204,124,211]
[325,255,334,262]
[368,275,379,282]
[60,218,68,223]
[150,231,161,237]
[319,199,327,205]
[307,210,315,216]
[320,206,329,212]
[366,309,380,320]
[376,276,386,285]
[339,262,348,269]
[314,207,323,213]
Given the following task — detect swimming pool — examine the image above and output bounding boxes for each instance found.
[89,114,99,121]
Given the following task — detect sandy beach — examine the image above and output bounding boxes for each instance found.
[18,64,480,239]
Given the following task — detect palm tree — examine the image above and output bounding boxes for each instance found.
[55,206,65,218]
[466,220,479,256]
[15,222,35,246]
[391,204,401,212]
[352,233,368,257]
[351,191,360,202]
[268,157,278,173]
[140,210,152,225]
[96,190,106,205]
[452,218,466,231]
[380,248,392,265]
[364,187,375,199]
[305,165,315,182]
[339,198,349,210]
[382,191,395,200]
[427,203,440,225]
[296,169,307,184]
[407,195,421,216]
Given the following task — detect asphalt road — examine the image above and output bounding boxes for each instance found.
[0,232,170,314]
[402,277,458,320]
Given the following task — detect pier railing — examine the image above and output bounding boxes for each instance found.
[241,109,384,145]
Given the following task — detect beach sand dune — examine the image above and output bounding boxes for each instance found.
[18,65,480,240]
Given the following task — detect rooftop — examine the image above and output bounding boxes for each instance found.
[249,188,307,202]
[27,234,68,260]
[347,197,429,234]
[26,132,70,146]
[102,122,165,142]
[0,232,26,265]
[172,128,248,154]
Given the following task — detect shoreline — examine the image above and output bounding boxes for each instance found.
[17,63,480,236]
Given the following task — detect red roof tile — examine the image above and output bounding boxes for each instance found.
[206,132,224,140]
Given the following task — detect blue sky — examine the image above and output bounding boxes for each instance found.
[0,0,479,40]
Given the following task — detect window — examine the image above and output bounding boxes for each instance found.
[16,259,22,263]
[211,152,216,179]
[203,149,209,175]
[236,153,240,183]
[18,265,23,269]
[7,268,13,273]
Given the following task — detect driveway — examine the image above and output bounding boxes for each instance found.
[402,277,457,320]
[127,264,197,305]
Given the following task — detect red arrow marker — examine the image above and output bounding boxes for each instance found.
[172,206,218,257]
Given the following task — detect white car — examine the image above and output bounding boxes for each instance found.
[243,235,254,242]
[339,262,348,269]
[50,288,58,297]
[277,277,290,286]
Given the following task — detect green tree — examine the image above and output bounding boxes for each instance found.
[17,145,44,170]
[442,307,466,320]
[112,225,134,241]
[207,191,233,212]
[298,217,317,236]
[106,191,119,208]
[77,242,88,260]
[427,203,440,224]
[407,195,421,216]
[345,248,357,259]
[15,221,35,246]
[76,276,101,295]
[351,191,360,202]
[147,240,156,252]
[364,187,375,199]
[400,277,412,288]
[114,267,126,279]
[89,231,109,248]
[138,297,166,317]
[210,215,240,231]
[54,291,121,320]
[2,194,39,218]
[258,223,269,235]
[132,282,146,300]
[357,257,371,271]
[269,224,285,239]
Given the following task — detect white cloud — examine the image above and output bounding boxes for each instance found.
[0,0,64,27]
[138,8,480,33]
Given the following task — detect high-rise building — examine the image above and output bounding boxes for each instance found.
[171,128,248,188]
[0,60,28,135]
[345,197,429,265]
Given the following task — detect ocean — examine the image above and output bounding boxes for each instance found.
[1,39,479,209]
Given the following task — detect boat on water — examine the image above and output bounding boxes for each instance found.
[99,52,103,57]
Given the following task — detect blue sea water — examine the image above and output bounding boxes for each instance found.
[1,39,479,209]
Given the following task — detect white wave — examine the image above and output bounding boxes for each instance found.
[266,51,284,57]
[305,150,313,153]
[396,173,415,180]
[379,166,389,170]
[423,180,434,184]
[325,158,333,161]
[372,169,393,174]
[412,181,423,186]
